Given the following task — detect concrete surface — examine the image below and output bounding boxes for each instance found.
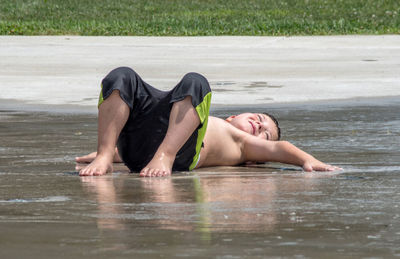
[0,35,399,110]
[1,36,400,257]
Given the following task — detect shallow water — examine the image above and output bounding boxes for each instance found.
[0,99,400,258]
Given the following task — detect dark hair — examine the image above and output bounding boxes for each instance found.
[263,112,281,141]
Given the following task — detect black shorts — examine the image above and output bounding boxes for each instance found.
[99,67,212,172]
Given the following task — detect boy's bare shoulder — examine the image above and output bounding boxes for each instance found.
[207,116,247,139]
[206,116,242,138]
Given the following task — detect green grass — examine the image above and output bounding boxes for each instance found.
[0,0,399,35]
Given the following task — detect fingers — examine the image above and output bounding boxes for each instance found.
[319,164,334,171]
[323,164,343,171]
[331,165,343,171]
[303,160,343,172]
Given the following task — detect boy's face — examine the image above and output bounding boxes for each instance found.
[226,113,279,141]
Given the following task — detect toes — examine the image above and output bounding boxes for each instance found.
[140,168,172,177]
[140,168,149,177]
[161,170,171,177]
[148,169,155,177]
[79,169,89,176]
[143,168,154,177]
[79,167,96,176]
[79,167,87,176]
[85,169,94,176]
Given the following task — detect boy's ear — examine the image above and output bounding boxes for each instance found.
[225,115,236,122]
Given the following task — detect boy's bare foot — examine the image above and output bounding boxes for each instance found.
[75,148,123,164]
[75,152,97,163]
[140,152,175,177]
[79,155,113,176]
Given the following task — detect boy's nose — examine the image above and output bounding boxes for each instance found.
[254,120,262,130]
[257,121,267,130]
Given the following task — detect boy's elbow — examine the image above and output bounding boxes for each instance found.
[276,140,297,153]
[269,140,294,160]
[277,140,291,147]
[242,138,282,162]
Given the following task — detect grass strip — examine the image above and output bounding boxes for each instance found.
[1,0,399,35]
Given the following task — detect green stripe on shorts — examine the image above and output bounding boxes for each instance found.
[98,84,104,107]
[189,92,212,171]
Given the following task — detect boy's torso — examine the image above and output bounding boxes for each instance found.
[197,116,247,168]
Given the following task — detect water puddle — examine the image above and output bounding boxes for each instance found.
[0,196,70,203]
[0,99,399,257]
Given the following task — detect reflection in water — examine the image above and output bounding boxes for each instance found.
[194,177,278,233]
[80,177,126,231]
[79,171,324,240]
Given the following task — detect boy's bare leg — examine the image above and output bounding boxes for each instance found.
[75,147,122,163]
[140,96,200,177]
[79,91,129,176]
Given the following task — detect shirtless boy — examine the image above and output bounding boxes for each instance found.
[76,67,340,177]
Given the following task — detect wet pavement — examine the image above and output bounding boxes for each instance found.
[0,98,400,258]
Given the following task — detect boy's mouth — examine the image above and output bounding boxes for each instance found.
[249,120,256,135]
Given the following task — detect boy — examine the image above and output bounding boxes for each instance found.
[77,67,340,177]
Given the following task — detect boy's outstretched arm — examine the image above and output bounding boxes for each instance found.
[242,136,340,172]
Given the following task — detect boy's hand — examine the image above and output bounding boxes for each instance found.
[302,157,342,172]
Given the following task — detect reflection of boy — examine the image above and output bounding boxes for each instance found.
[77,67,340,177]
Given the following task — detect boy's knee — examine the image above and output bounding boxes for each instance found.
[180,72,210,93]
[99,67,141,109]
[101,67,140,93]
[104,67,138,83]
[181,72,206,84]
